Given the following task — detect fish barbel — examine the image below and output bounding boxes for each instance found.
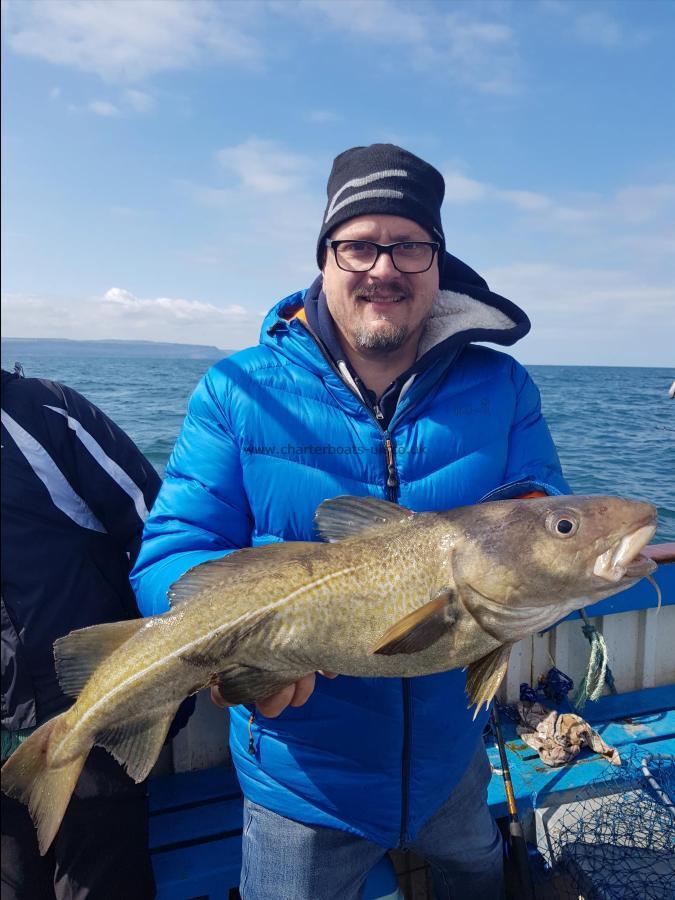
[1,494,658,853]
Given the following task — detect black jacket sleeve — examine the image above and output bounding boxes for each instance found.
[43,381,162,564]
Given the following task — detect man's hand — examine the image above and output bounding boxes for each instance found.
[210,671,337,718]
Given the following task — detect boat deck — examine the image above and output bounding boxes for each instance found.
[149,683,674,899]
[485,682,675,818]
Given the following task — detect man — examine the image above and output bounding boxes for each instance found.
[1,366,161,899]
[132,144,569,899]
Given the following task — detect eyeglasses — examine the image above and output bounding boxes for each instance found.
[325,239,440,274]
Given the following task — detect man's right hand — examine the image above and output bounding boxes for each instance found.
[210,671,337,718]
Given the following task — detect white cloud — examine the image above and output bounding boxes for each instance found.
[539,1,651,50]
[443,169,554,211]
[486,262,674,315]
[496,189,551,212]
[573,11,624,48]
[444,172,489,203]
[304,0,427,43]
[1,288,261,347]
[439,165,674,364]
[4,0,262,83]
[442,167,675,236]
[88,99,119,117]
[103,287,246,320]
[306,110,341,124]
[123,89,153,113]
[180,171,323,285]
[484,262,674,366]
[177,136,325,290]
[217,138,314,194]
[273,0,521,95]
[612,184,675,226]
[109,205,148,218]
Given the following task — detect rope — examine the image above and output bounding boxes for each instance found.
[573,609,611,710]
[641,753,675,818]
[519,667,574,705]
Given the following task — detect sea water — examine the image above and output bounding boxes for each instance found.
[2,352,673,542]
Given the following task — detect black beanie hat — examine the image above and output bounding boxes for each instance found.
[317,143,445,269]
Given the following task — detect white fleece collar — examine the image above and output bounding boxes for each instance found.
[416,290,517,359]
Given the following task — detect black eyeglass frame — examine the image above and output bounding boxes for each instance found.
[325,238,441,274]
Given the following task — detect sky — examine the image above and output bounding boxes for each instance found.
[1,0,674,365]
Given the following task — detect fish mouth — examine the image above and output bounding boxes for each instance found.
[593,523,658,582]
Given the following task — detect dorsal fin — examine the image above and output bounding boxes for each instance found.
[54,619,144,698]
[168,542,317,607]
[315,495,414,543]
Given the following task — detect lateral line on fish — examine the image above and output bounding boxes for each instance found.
[71,564,364,742]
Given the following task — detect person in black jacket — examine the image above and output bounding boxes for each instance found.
[1,365,162,900]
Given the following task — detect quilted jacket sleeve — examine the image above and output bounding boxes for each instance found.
[481,360,571,502]
[131,366,252,616]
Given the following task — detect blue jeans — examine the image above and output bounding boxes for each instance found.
[240,742,503,900]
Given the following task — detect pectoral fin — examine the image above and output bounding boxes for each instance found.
[465,644,513,719]
[371,591,457,656]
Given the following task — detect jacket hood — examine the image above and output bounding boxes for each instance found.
[261,250,529,360]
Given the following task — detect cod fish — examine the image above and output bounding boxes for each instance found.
[1,494,658,853]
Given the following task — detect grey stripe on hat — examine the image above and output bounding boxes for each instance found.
[45,405,150,521]
[326,189,405,224]
[325,168,408,223]
[1,409,107,533]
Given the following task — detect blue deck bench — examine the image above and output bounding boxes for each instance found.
[149,768,401,899]
[150,767,244,899]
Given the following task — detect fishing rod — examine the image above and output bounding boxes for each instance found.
[491,704,536,900]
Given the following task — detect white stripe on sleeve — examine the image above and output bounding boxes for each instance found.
[1,410,107,533]
[44,405,150,522]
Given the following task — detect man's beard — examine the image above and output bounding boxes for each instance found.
[352,321,409,352]
[351,283,410,353]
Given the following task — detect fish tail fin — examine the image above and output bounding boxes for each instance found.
[1,714,88,855]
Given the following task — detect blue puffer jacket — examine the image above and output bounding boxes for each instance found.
[132,269,569,847]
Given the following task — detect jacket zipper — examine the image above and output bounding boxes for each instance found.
[400,680,412,845]
[287,318,401,501]
[383,433,399,503]
[375,404,409,842]
[247,709,260,757]
[278,318,413,839]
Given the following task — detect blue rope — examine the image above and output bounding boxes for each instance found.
[519,667,574,706]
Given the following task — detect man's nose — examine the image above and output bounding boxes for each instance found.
[369,248,398,278]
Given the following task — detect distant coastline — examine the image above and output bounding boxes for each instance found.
[1,337,671,371]
[1,337,230,360]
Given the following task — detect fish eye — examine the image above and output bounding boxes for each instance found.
[546,512,579,538]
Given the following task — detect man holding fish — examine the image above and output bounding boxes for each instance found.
[130,144,579,898]
[2,146,659,899]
